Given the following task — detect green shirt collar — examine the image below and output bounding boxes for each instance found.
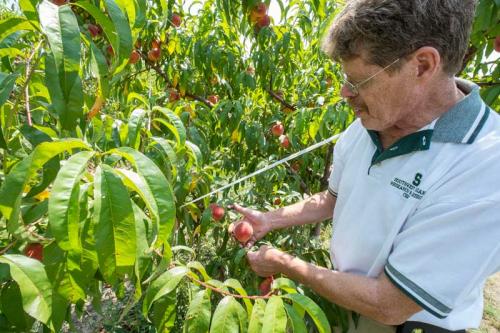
[367,79,489,166]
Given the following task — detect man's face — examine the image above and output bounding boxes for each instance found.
[340,56,418,132]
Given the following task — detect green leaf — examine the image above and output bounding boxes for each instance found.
[187,261,211,281]
[282,293,331,333]
[183,289,211,333]
[224,278,253,316]
[93,164,136,283]
[185,140,203,167]
[49,151,94,251]
[89,39,110,98]
[209,296,241,333]
[284,303,307,333]
[43,242,86,303]
[0,140,90,235]
[0,72,18,108]
[262,296,287,333]
[272,277,297,294]
[0,255,52,325]
[142,266,188,317]
[127,108,147,149]
[0,17,35,43]
[19,0,41,30]
[248,298,266,333]
[73,1,116,46]
[131,201,152,282]
[152,292,177,332]
[39,0,83,130]
[152,107,187,146]
[1,282,34,330]
[104,0,133,74]
[107,147,176,247]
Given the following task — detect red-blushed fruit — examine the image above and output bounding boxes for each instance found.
[172,13,182,27]
[273,197,281,205]
[495,36,500,53]
[52,0,67,5]
[135,39,142,49]
[257,15,270,28]
[210,203,225,221]
[259,276,274,295]
[271,122,284,137]
[129,50,140,64]
[279,135,290,149]
[148,48,161,62]
[250,2,267,23]
[106,45,114,56]
[24,243,43,261]
[169,89,180,102]
[233,221,253,243]
[208,95,219,105]
[151,39,161,49]
[88,24,101,38]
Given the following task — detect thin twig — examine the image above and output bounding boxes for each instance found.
[0,240,17,255]
[14,40,43,127]
[187,274,275,300]
[268,76,297,111]
[474,81,500,87]
[266,87,297,111]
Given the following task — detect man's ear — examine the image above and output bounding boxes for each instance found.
[411,46,441,79]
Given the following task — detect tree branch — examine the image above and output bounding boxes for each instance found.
[138,51,213,108]
[266,87,297,111]
[267,76,297,111]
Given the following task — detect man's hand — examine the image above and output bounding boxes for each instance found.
[228,204,272,247]
[246,245,286,277]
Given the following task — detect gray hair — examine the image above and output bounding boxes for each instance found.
[322,0,478,75]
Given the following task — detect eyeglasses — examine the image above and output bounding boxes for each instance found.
[341,58,401,97]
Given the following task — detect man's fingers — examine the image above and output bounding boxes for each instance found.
[230,203,255,217]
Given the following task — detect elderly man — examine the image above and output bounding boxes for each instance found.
[230,0,500,332]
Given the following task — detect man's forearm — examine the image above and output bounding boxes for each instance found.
[265,190,336,231]
[274,252,417,325]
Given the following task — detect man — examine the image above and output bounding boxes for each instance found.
[229,1,500,332]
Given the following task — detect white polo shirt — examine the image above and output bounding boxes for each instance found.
[328,79,500,330]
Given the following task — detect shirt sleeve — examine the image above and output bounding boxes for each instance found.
[384,199,500,319]
[328,141,344,197]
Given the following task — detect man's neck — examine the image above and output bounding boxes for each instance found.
[378,78,465,149]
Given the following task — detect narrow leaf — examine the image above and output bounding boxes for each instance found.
[262,296,287,333]
[248,298,266,333]
[183,289,211,333]
[143,266,188,317]
[209,296,241,333]
[282,293,331,333]
[49,151,94,251]
[0,255,52,325]
[93,164,136,283]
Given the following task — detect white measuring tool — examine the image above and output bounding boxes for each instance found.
[181,133,342,207]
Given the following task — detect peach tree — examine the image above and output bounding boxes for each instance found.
[0,0,498,332]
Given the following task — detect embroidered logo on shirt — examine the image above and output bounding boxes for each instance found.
[390,176,427,200]
[412,173,423,186]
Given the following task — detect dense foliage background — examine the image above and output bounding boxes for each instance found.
[0,0,498,332]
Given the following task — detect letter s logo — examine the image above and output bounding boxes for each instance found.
[413,173,423,187]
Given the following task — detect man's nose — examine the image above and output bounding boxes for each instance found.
[340,84,356,98]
